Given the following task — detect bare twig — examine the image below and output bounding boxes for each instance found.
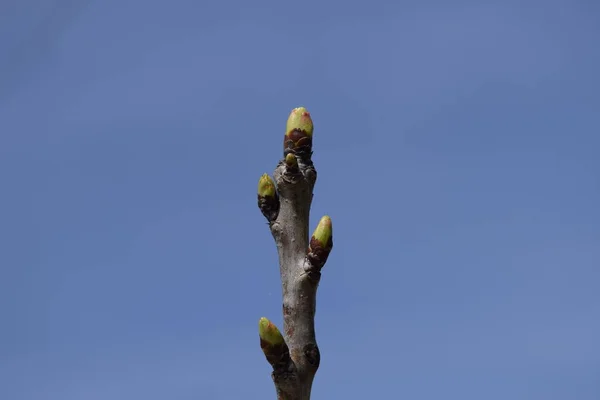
[257,107,333,400]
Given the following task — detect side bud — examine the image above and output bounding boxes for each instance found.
[257,174,279,222]
[307,215,333,269]
[284,106,313,159]
[258,317,290,368]
[259,317,284,347]
[285,153,299,173]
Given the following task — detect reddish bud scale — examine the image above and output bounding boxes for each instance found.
[259,317,290,369]
[307,235,333,269]
[284,129,313,158]
[258,194,279,222]
[260,340,290,368]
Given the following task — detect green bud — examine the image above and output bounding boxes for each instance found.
[312,215,332,247]
[258,317,284,346]
[284,106,313,158]
[286,107,313,137]
[285,153,298,169]
[258,174,276,197]
[307,215,333,270]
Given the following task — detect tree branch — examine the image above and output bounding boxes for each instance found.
[256,107,333,400]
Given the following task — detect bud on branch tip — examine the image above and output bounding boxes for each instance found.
[284,106,314,157]
[259,317,284,346]
[286,107,313,137]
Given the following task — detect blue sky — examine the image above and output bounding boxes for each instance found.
[1,0,599,399]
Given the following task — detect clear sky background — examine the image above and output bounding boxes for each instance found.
[1,0,599,399]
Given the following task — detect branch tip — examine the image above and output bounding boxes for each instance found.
[286,107,313,137]
[256,106,327,398]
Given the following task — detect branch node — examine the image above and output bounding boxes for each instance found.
[298,158,317,187]
[303,343,321,369]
